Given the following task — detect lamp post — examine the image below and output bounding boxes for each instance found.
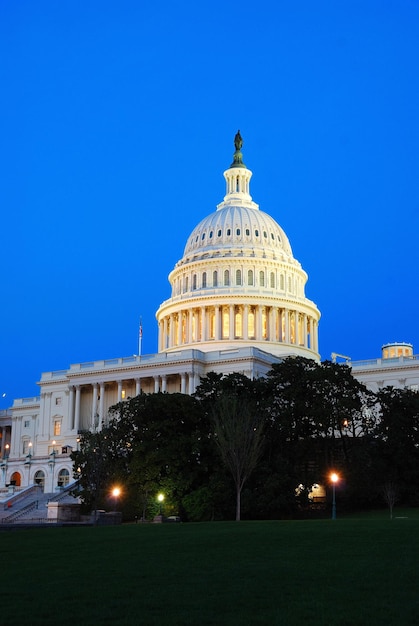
[330,472,339,520]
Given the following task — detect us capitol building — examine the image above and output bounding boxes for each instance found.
[1,133,418,495]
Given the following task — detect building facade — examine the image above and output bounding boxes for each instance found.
[1,134,418,494]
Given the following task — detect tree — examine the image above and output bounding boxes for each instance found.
[381,482,399,519]
[71,429,113,520]
[372,387,419,505]
[107,392,212,520]
[262,357,374,511]
[200,375,265,521]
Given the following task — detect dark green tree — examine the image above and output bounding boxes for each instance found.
[262,357,374,511]
[372,386,419,505]
[71,429,114,519]
[195,373,265,521]
[107,392,213,520]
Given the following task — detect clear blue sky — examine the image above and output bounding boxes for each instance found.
[1,0,418,406]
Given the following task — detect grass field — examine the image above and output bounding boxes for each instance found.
[2,513,419,625]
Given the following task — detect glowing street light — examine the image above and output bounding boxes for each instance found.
[157,493,164,515]
[330,472,339,520]
[111,486,121,511]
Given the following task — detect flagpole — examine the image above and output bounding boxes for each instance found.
[138,318,143,356]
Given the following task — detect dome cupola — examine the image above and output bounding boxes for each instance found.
[156,132,321,360]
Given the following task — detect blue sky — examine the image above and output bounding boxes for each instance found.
[1,0,418,406]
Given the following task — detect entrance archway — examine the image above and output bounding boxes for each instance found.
[10,472,21,487]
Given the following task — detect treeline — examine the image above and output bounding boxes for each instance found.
[71,357,419,521]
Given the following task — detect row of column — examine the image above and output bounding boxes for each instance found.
[67,371,200,433]
[160,305,318,352]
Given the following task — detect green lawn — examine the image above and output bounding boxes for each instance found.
[2,516,419,625]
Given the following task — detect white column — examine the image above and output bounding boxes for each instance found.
[154,377,160,393]
[295,312,300,346]
[181,373,187,394]
[161,375,167,393]
[68,387,75,431]
[91,384,98,430]
[309,317,314,350]
[163,317,168,350]
[188,309,193,343]
[74,386,81,434]
[188,372,195,395]
[284,309,289,343]
[215,305,221,340]
[177,312,183,346]
[99,383,105,430]
[200,307,206,341]
[243,304,249,340]
[269,307,275,341]
[169,314,174,348]
[135,378,141,396]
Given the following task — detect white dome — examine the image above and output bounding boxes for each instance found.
[156,132,320,361]
[181,205,294,264]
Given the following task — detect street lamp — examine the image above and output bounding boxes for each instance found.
[157,493,164,515]
[330,472,339,520]
[111,486,121,511]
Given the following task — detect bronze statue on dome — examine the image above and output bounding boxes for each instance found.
[234,130,243,151]
[231,130,245,168]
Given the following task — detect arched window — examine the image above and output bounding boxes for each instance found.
[259,271,265,287]
[192,274,197,290]
[226,228,231,236]
[270,272,275,288]
[236,228,240,236]
[280,274,284,290]
[58,468,70,488]
[184,277,188,292]
[224,270,230,286]
[34,470,45,490]
[245,228,250,236]
[236,269,242,286]
[213,271,218,287]
[248,269,254,286]
[202,272,207,288]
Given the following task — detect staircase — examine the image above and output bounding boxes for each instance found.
[1,484,80,525]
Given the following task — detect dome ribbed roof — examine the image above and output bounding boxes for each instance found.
[182,205,293,260]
